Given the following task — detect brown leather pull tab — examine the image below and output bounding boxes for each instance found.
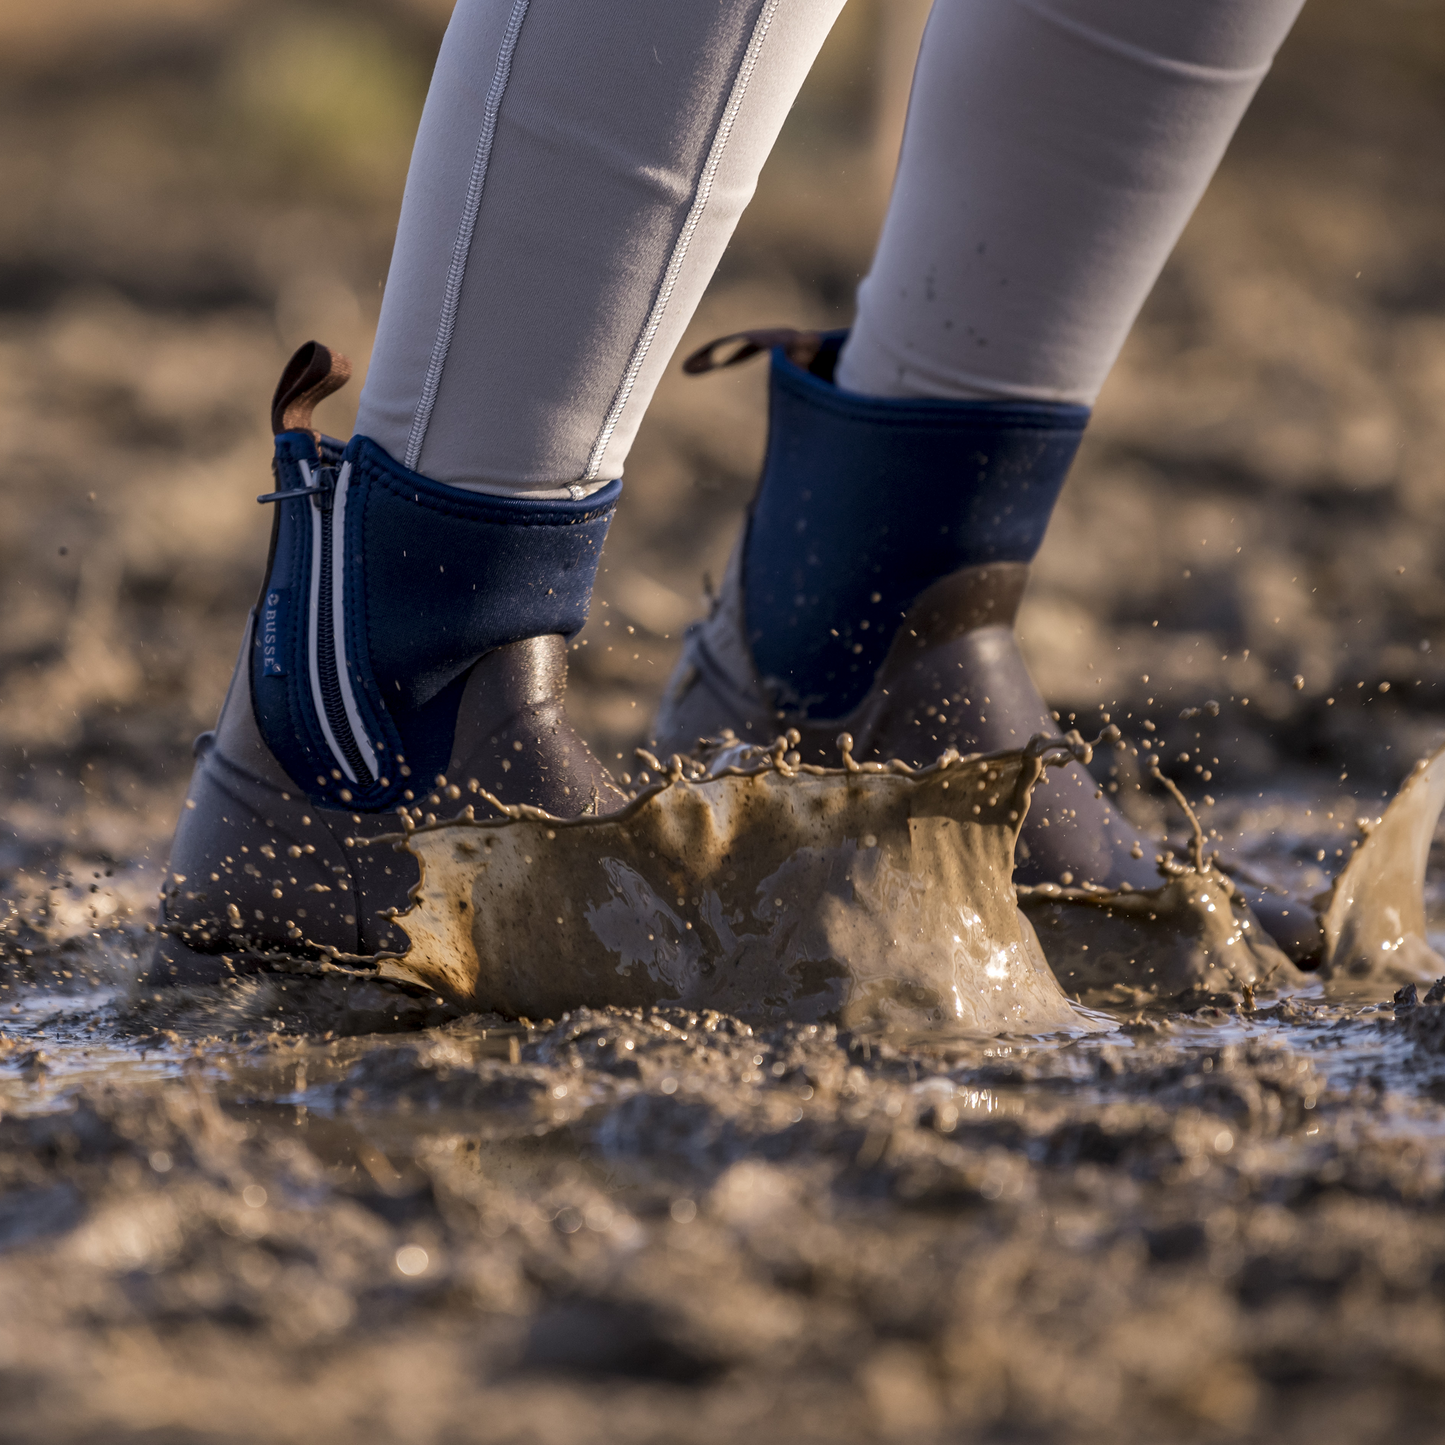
[271,341,353,436]
[682,328,823,376]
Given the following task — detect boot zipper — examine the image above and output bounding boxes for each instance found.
[300,460,376,788]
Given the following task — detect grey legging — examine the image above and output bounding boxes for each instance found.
[355,0,1306,497]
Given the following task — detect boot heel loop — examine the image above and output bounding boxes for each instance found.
[683,328,823,375]
[271,341,352,438]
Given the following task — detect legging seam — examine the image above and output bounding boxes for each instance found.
[583,0,782,482]
[1010,0,1274,85]
[404,0,531,472]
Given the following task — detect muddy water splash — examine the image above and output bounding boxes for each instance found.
[1020,761,1304,1008]
[1316,742,1445,988]
[382,735,1099,1033]
[381,738,1445,1030]
[1020,870,1299,1009]
[1021,743,1445,1008]
[8,748,1445,1445]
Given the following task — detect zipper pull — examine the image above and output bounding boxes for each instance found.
[257,463,337,507]
[313,464,337,512]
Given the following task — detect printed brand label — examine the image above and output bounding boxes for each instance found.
[261,589,286,676]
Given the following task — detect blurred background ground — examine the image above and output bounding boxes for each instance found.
[3,0,1445,872]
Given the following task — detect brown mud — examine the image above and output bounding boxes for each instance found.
[9,1,1445,1440]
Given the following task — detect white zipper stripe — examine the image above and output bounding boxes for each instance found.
[302,460,357,785]
[329,463,378,782]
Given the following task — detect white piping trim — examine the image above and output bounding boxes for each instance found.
[404,0,531,471]
[302,461,356,785]
[329,463,378,782]
[583,0,782,482]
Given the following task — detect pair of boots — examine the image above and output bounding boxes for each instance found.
[155,332,1318,982]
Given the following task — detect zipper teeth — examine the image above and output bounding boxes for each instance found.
[312,472,371,787]
[302,463,355,786]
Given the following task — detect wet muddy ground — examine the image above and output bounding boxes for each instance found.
[7,897,1445,1444]
[8,1,1445,1440]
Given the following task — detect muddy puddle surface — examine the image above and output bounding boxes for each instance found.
[8,748,1445,1445]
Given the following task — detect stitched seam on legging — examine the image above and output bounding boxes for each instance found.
[583,0,782,483]
[1010,0,1274,84]
[404,0,531,472]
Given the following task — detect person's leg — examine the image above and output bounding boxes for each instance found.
[656,0,1315,950]
[357,0,845,496]
[837,0,1305,403]
[155,0,845,978]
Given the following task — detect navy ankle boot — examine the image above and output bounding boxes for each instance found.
[654,328,1323,961]
[154,342,625,981]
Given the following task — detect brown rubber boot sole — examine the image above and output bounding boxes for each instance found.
[150,625,624,985]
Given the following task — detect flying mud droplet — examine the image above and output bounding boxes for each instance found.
[395,1245,429,1277]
